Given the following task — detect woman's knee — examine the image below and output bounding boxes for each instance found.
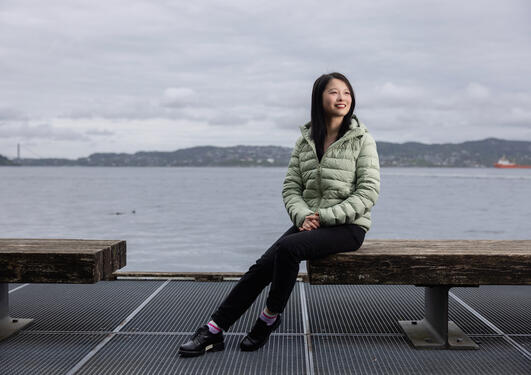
[248,243,280,273]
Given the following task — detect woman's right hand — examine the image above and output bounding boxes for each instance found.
[299,212,320,231]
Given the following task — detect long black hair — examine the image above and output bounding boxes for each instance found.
[310,72,356,161]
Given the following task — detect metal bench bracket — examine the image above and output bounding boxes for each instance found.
[399,285,479,350]
[0,283,33,342]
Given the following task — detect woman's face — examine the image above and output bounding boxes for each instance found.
[321,78,351,118]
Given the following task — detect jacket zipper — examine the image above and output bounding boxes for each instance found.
[316,139,339,210]
[302,128,361,211]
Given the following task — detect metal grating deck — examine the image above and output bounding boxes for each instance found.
[451,285,531,334]
[122,281,303,334]
[2,280,530,374]
[310,335,531,374]
[513,336,531,352]
[0,332,106,374]
[8,281,164,331]
[306,285,495,335]
[76,334,307,375]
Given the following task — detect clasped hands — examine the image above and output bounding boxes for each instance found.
[298,211,320,231]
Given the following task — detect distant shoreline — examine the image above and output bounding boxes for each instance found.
[2,165,530,169]
[1,137,530,168]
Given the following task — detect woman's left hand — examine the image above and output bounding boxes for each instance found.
[299,212,320,231]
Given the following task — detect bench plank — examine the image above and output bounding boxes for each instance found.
[308,240,531,285]
[0,239,126,283]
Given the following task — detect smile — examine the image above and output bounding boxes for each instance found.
[335,104,346,108]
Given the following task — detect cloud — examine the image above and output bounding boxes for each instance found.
[362,82,427,108]
[161,87,198,108]
[0,121,89,141]
[85,128,115,136]
[466,83,490,100]
[0,0,530,158]
[0,107,25,121]
[507,107,531,127]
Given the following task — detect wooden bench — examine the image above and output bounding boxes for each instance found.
[307,240,531,350]
[0,239,126,341]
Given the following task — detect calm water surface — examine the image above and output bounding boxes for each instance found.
[1,167,530,272]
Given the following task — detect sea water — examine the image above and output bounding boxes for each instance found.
[1,167,529,272]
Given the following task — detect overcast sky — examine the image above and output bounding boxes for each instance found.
[1,0,530,159]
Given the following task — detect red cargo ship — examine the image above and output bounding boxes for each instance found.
[493,156,531,168]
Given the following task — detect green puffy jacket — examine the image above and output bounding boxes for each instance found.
[282,115,380,232]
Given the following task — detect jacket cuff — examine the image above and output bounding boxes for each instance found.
[317,207,334,226]
[296,209,314,228]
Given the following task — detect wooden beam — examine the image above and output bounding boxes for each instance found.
[0,239,126,283]
[308,240,531,285]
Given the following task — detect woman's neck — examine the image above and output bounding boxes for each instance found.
[325,116,343,138]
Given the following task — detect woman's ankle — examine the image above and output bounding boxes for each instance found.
[207,320,222,334]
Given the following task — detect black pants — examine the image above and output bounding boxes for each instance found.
[210,223,366,331]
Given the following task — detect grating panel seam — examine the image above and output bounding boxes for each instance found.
[65,279,172,375]
[299,281,314,375]
[18,330,304,336]
[450,290,531,362]
[17,330,521,341]
[8,283,29,294]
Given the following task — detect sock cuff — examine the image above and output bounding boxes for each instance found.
[208,321,221,331]
[262,309,278,318]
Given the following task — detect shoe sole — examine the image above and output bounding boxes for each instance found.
[240,316,282,352]
[178,341,225,357]
[240,338,267,352]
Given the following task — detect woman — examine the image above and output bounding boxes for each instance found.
[179,72,380,357]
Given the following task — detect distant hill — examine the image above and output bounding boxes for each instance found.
[377,138,531,167]
[5,138,531,167]
[0,154,15,166]
[10,145,292,167]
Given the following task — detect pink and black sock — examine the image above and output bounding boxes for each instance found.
[259,307,278,326]
[207,320,222,334]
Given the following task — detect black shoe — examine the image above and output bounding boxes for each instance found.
[178,324,225,357]
[240,314,282,352]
